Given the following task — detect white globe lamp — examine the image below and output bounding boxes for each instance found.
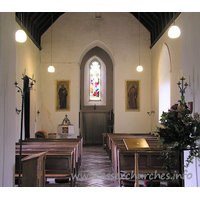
[15,30,27,43]
[168,25,181,39]
[48,65,55,73]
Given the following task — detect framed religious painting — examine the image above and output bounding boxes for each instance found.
[56,80,70,111]
[125,80,140,111]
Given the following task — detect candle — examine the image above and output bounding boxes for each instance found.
[32,74,34,80]
[15,73,17,82]
[185,76,187,84]
[24,69,26,77]
[189,75,191,86]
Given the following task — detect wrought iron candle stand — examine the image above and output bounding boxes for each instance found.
[177,74,188,187]
[177,75,188,105]
[14,74,35,187]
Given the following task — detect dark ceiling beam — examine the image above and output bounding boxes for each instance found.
[33,13,51,43]
[28,12,40,38]
[150,12,181,48]
[140,13,154,32]
[150,12,162,39]
[157,13,164,31]
[131,12,153,33]
[141,13,157,44]
[15,15,42,50]
[15,12,181,50]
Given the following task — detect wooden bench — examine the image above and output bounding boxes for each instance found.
[105,133,158,173]
[21,137,83,168]
[15,138,82,186]
[105,133,155,159]
[117,149,179,186]
[104,133,179,187]
[16,144,78,173]
[20,152,46,187]
[16,139,81,173]
[15,149,75,186]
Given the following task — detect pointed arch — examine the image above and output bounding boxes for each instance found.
[80,46,113,110]
[79,40,115,67]
[159,43,171,120]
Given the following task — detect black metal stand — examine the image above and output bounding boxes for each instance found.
[179,150,184,187]
[177,76,188,104]
[14,74,35,186]
[177,73,188,187]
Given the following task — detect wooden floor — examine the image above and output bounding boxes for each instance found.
[46,145,119,187]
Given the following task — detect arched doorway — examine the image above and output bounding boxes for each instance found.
[159,43,171,121]
[80,46,113,145]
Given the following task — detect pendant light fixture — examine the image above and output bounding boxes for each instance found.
[15,13,27,43]
[48,13,55,73]
[136,12,143,72]
[168,13,181,39]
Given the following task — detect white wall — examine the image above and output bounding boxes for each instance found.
[0,12,41,186]
[15,23,41,139]
[151,12,200,187]
[0,12,16,187]
[181,12,200,187]
[40,12,151,135]
[151,15,182,132]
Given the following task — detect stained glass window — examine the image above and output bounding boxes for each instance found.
[90,60,100,100]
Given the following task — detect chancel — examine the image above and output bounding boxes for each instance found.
[1,11,200,191]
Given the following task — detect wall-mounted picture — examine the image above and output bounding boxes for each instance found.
[56,80,70,111]
[125,80,140,111]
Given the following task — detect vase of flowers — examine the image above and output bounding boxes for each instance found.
[155,100,200,174]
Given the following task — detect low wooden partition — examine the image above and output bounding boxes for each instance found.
[21,152,46,187]
[15,137,82,187]
[105,133,179,187]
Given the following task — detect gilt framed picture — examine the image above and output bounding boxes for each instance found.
[125,80,140,111]
[56,80,70,111]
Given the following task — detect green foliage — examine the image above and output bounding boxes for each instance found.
[155,101,200,173]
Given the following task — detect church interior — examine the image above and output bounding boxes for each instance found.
[1,10,200,193]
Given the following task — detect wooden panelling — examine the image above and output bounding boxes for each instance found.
[83,112,107,145]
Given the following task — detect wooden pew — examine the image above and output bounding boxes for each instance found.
[105,133,158,172]
[111,138,159,177]
[16,143,78,175]
[17,139,81,173]
[15,149,75,186]
[105,133,179,187]
[117,149,179,186]
[105,133,155,159]
[20,152,46,187]
[15,138,82,186]
[22,138,83,168]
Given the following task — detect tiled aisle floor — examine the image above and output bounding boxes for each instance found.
[75,145,119,187]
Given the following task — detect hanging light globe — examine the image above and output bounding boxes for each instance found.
[48,65,55,73]
[168,25,181,39]
[136,65,143,72]
[15,30,27,43]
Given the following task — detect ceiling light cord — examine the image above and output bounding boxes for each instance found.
[138,12,141,66]
[51,13,53,66]
[48,13,55,73]
[136,12,143,72]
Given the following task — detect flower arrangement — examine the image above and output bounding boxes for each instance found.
[155,101,200,173]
